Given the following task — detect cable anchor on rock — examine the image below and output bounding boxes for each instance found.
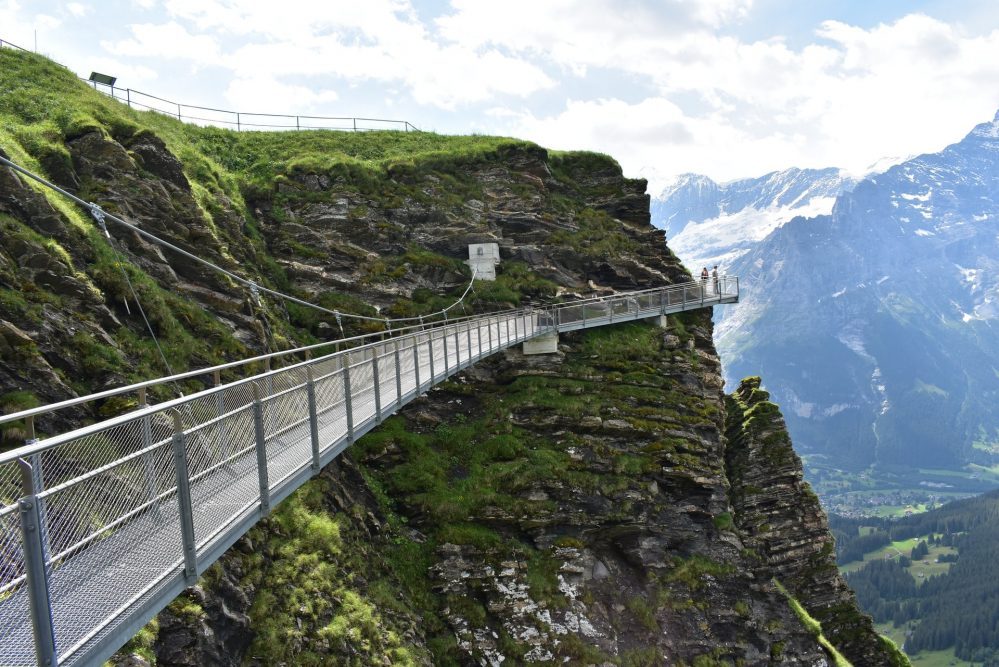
[89,203,111,239]
[248,281,261,307]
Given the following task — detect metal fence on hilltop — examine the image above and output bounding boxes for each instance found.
[0,37,420,133]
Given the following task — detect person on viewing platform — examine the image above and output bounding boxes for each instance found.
[712,266,719,294]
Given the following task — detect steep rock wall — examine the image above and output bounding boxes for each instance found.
[725,377,908,666]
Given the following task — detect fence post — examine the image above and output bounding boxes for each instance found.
[177,103,181,121]
[343,356,355,443]
[427,335,436,384]
[442,327,450,376]
[372,349,382,423]
[296,116,300,130]
[413,337,422,394]
[251,383,270,515]
[394,340,403,408]
[170,410,198,584]
[17,458,57,667]
[127,88,131,109]
[236,112,241,132]
[306,367,321,473]
[23,418,51,559]
[466,323,473,364]
[353,118,357,131]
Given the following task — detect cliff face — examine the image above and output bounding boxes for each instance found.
[0,48,905,666]
[725,379,908,667]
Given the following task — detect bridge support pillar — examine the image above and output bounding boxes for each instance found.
[522,330,558,355]
[645,314,669,328]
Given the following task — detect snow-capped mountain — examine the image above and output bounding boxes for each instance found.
[708,110,999,474]
[652,167,855,272]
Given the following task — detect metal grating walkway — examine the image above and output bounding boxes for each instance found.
[0,277,737,666]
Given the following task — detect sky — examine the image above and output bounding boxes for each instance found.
[3,0,999,193]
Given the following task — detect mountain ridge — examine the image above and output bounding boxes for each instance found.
[653,107,999,511]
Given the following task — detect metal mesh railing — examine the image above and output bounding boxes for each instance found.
[0,277,737,666]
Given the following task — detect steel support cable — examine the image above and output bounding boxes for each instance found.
[0,155,478,325]
[90,207,181,392]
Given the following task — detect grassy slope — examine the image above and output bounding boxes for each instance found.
[0,47,567,410]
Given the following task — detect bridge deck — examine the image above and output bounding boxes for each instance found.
[0,278,737,666]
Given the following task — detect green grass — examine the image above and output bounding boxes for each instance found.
[839,535,956,579]
[773,580,853,667]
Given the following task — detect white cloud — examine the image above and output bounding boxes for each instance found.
[485,13,999,189]
[66,2,88,17]
[99,0,554,109]
[224,76,338,115]
[101,21,221,63]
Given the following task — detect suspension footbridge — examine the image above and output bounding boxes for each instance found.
[0,278,736,667]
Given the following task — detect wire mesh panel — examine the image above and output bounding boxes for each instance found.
[260,368,312,489]
[315,369,347,451]
[0,460,21,509]
[0,502,31,666]
[184,405,257,549]
[377,345,398,407]
[398,340,417,397]
[349,359,376,427]
[37,425,181,664]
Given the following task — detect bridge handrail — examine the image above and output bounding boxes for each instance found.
[0,276,737,431]
[0,309,545,465]
[0,300,532,429]
[0,276,738,465]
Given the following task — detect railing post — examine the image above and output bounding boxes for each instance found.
[372,348,382,422]
[442,327,450,376]
[487,316,493,352]
[394,340,403,408]
[251,383,270,515]
[454,326,461,368]
[413,337,422,394]
[466,323,472,365]
[170,410,198,584]
[306,366,321,473]
[17,458,56,667]
[343,357,355,443]
[236,112,241,132]
[477,319,483,359]
[23,418,51,559]
[427,334,436,384]
[505,316,510,344]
